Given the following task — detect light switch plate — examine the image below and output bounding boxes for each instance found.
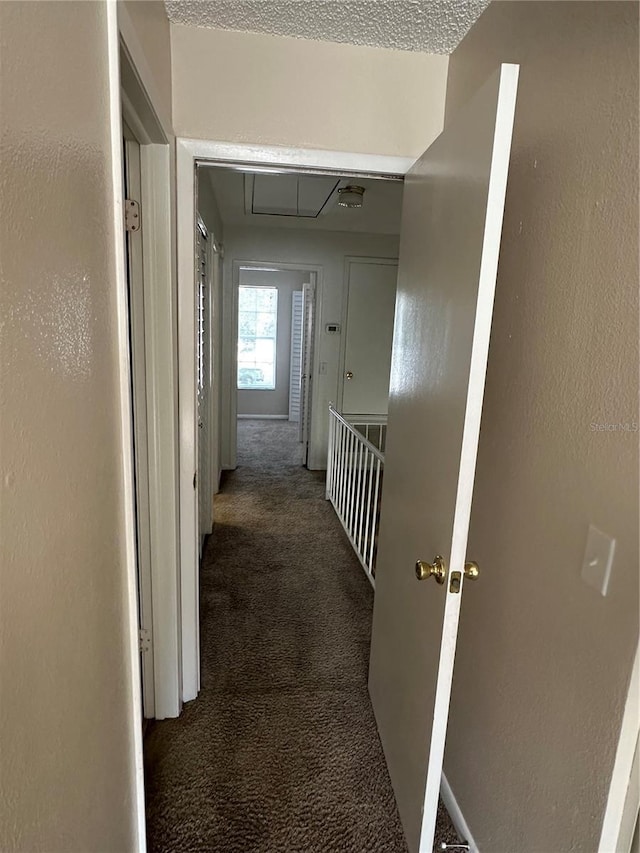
[581,524,616,596]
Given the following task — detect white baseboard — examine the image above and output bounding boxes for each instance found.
[441,773,479,852]
[237,414,289,420]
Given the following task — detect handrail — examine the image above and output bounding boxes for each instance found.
[326,405,387,586]
[328,404,385,462]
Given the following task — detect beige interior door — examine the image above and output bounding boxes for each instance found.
[342,259,398,416]
[368,64,519,853]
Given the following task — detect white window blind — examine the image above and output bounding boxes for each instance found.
[289,291,304,422]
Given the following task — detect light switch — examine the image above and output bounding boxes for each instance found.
[581,524,616,596]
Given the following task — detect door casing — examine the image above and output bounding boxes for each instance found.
[177,140,413,704]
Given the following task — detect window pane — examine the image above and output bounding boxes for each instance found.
[237,286,278,390]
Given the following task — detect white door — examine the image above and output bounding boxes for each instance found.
[196,221,212,554]
[123,124,155,718]
[299,279,315,462]
[369,64,519,853]
[342,259,398,416]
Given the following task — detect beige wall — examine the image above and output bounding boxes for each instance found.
[171,24,448,158]
[0,2,139,850]
[119,0,172,132]
[442,3,639,851]
[197,167,224,241]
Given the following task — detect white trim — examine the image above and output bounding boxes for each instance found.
[440,773,479,853]
[237,414,289,420]
[599,642,640,853]
[107,1,146,848]
[180,137,415,177]
[177,137,415,705]
[178,140,200,702]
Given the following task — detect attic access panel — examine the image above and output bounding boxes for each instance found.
[248,173,339,217]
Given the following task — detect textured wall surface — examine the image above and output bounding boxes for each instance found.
[165,0,489,55]
[442,3,639,851]
[171,24,448,158]
[0,2,139,850]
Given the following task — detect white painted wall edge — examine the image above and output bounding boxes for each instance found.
[441,773,479,853]
[117,2,172,139]
[237,414,289,420]
[177,137,415,705]
[140,144,181,719]
[177,139,200,703]
[179,137,416,177]
[599,642,640,853]
[107,1,146,848]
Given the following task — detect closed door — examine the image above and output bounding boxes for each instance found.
[369,64,519,853]
[342,259,398,416]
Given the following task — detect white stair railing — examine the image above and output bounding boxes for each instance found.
[326,405,386,587]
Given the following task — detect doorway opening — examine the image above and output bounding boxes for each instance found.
[234,263,318,468]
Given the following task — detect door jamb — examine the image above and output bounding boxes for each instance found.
[118,16,181,724]
[177,138,414,703]
[599,642,640,853]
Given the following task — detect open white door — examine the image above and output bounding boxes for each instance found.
[123,124,155,719]
[369,64,519,853]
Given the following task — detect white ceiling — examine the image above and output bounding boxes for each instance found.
[165,1,490,55]
[204,167,404,234]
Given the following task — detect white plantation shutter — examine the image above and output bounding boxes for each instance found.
[288,291,304,422]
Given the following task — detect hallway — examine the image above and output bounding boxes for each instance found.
[144,420,458,852]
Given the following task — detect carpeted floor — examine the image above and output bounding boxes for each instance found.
[144,419,460,853]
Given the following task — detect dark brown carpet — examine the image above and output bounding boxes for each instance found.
[144,419,460,853]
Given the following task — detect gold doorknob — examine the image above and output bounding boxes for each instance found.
[415,555,446,584]
[346,371,353,380]
[464,561,480,580]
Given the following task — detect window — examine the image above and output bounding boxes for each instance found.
[237,285,278,389]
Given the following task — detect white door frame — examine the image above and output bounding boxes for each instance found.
[177,138,414,702]
[599,642,640,853]
[228,261,322,470]
[118,10,181,725]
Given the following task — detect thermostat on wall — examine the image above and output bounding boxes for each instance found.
[325,323,341,334]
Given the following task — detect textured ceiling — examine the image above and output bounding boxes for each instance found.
[164,1,490,55]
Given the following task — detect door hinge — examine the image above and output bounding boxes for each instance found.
[193,470,197,489]
[125,198,141,233]
[139,628,151,654]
